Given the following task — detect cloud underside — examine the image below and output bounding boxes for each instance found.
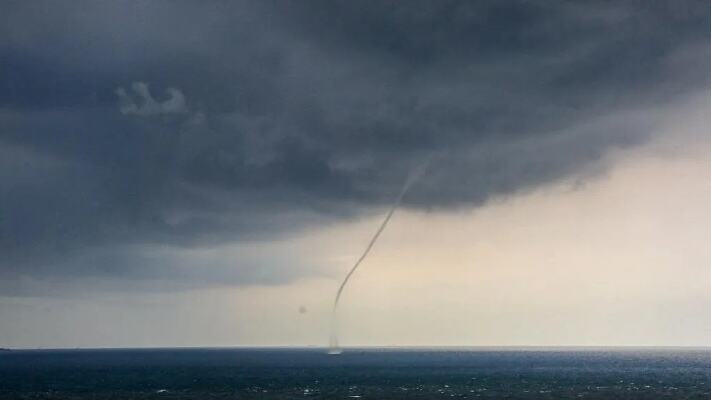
[116,82,187,116]
[1,1,711,293]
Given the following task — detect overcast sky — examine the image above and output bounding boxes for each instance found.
[3,1,711,348]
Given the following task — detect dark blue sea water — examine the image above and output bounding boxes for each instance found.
[3,348,711,399]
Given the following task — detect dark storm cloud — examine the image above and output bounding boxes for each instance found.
[2,0,711,293]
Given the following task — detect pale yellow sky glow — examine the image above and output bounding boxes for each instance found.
[5,95,711,348]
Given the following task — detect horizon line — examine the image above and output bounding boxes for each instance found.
[7,345,711,351]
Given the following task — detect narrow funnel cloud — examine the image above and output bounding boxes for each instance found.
[329,163,428,354]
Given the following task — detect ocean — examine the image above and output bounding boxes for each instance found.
[3,348,711,399]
